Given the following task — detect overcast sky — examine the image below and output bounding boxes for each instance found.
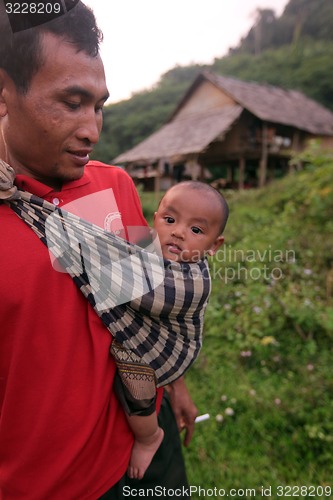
[83,0,289,104]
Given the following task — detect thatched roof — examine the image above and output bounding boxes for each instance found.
[115,105,242,164]
[200,72,333,136]
[114,72,333,164]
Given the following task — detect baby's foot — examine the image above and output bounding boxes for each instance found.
[127,427,164,480]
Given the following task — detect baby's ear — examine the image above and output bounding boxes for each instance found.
[207,236,224,256]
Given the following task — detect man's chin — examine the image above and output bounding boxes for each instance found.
[61,165,86,182]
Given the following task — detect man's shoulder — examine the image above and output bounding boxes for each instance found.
[86,160,126,175]
[86,160,115,170]
[84,160,134,189]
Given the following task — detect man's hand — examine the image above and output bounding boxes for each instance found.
[165,377,198,447]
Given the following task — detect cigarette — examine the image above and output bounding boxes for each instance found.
[195,413,210,423]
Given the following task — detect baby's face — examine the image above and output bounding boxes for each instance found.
[153,186,224,263]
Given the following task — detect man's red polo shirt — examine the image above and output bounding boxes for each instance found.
[0,161,162,499]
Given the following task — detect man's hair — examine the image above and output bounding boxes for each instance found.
[0,1,103,94]
[168,180,229,235]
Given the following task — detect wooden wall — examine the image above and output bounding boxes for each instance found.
[174,81,235,121]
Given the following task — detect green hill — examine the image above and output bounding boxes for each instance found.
[140,147,333,495]
[185,154,333,494]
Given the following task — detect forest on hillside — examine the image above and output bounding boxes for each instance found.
[92,0,333,164]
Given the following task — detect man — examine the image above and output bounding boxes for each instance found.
[0,2,197,498]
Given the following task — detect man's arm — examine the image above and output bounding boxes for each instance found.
[165,376,198,447]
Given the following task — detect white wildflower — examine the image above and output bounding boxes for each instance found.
[240,350,252,357]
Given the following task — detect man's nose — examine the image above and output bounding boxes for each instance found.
[77,109,101,144]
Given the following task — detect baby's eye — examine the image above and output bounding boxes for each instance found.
[191,226,203,234]
[164,216,175,224]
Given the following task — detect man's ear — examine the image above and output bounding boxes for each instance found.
[0,69,9,117]
[207,235,224,256]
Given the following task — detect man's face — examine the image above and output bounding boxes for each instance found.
[0,32,109,189]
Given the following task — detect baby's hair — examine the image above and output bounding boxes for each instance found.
[163,181,229,235]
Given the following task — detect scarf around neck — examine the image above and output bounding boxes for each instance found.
[0,160,211,386]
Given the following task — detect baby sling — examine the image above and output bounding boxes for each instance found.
[0,160,211,411]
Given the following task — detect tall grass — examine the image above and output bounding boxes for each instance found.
[140,155,333,499]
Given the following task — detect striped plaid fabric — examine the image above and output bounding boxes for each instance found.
[0,160,211,386]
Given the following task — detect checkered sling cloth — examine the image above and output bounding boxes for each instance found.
[0,161,211,388]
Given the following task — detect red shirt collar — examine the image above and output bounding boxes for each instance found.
[15,173,90,196]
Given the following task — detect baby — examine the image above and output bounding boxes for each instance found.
[115,180,229,479]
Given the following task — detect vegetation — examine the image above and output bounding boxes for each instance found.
[140,147,333,498]
[92,0,333,164]
[230,0,333,55]
[212,41,333,108]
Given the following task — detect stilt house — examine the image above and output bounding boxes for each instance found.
[113,71,333,190]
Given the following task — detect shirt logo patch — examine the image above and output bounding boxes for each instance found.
[104,211,123,234]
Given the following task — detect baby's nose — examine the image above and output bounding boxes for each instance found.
[171,227,185,239]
